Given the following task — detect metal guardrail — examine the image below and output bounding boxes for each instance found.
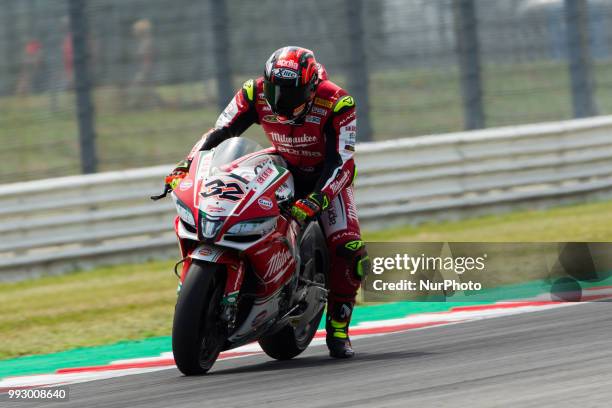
[2,116,612,280]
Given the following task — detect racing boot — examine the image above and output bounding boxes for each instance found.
[326,301,355,358]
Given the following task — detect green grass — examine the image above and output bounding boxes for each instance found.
[365,200,612,242]
[1,198,611,360]
[5,60,612,182]
[0,262,177,360]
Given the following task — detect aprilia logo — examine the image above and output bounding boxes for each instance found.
[276,59,299,70]
[256,166,274,184]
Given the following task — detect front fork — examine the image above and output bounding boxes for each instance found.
[174,216,246,307]
[182,239,246,330]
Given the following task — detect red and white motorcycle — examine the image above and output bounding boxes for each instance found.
[152,138,329,375]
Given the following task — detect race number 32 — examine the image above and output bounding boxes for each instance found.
[201,179,245,202]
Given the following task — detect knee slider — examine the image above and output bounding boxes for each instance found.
[337,240,371,281]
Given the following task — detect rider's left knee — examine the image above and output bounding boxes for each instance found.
[336,239,371,281]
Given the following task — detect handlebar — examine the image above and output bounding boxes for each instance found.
[150,184,171,201]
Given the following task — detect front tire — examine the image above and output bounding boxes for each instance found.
[172,261,225,375]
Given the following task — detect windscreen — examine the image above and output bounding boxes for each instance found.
[209,137,263,173]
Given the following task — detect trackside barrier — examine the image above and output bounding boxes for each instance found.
[2,116,612,279]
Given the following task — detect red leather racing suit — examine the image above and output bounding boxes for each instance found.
[187,66,366,315]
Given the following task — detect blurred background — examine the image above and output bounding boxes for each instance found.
[0,0,609,182]
[3,0,612,364]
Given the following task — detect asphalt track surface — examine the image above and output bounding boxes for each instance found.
[8,301,612,408]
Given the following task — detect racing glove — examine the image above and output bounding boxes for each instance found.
[165,159,190,190]
[290,193,326,222]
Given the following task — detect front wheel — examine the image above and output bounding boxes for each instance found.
[172,261,225,375]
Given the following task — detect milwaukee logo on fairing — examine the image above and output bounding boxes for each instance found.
[264,248,293,279]
[270,132,317,146]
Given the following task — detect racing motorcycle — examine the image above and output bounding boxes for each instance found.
[151,137,329,375]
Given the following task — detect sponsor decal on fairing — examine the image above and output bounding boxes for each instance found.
[199,247,213,256]
[256,165,274,185]
[264,248,293,280]
[179,179,193,190]
[192,244,224,262]
[205,205,226,213]
[257,196,273,211]
[275,181,293,202]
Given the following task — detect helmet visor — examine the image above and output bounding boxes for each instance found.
[263,80,310,119]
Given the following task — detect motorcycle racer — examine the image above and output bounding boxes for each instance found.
[167,46,369,358]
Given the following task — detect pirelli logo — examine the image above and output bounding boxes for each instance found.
[314,97,333,108]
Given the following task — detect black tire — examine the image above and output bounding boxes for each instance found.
[172,261,225,375]
[258,307,324,360]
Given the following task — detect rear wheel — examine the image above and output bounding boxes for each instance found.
[258,305,325,360]
[172,261,225,375]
